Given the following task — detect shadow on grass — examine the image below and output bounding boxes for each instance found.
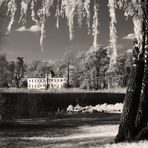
[0,113,120,147]
[0,112,120,129]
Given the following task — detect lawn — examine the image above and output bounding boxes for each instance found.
[0,113,119,148]
[0,113,148,148]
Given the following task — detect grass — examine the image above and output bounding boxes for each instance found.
[0,113,120,148]
[0,87,126,94]
[1,113,148,147]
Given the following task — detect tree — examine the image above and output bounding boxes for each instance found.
[115,0,148,142]
[89,46,108,90]
[0,2,7,50]
[14,57,24,88]
[0,53,9,87]
[6,61,15,87]
[27,60,42,77]
[71,51,86,88]
[1,0,148,142]
[62,50,75,88]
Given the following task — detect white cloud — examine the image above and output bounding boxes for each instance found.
[105,44,124,49]
[16,25,41,32]
[123,33,134,40]
[16,26,27,32]
[29,25,41,32]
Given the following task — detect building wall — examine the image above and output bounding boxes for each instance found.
[27,77,66,90]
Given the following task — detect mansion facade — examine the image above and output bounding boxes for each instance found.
[27,74,66,90]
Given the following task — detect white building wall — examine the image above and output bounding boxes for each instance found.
[27,77,66,90]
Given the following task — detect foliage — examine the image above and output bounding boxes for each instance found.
[0,0,122,71]
[14,57,25,88]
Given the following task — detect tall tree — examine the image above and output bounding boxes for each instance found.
[1,0,148,142]
[0,53,9,87]
[115,0,148,142]
[0,2,7,50]
[62,50,75,88]
[14,57,24,88]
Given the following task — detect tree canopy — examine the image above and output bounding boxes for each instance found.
[0,0,145,71]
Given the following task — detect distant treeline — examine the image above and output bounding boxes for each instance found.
[0,46,132,90]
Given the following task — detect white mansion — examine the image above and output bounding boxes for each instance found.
[27,73,66,90]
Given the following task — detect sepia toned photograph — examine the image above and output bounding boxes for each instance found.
[0,0,148,147]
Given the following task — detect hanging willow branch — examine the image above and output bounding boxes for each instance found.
[108,0,118,71]
[2,0,99,52]
[7,0,17,33]
[116,0,144,49]
[92,2,99,49]
[19,0,30,24]
[0,0,125,73]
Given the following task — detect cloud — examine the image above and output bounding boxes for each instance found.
[16,25,41,32]
[123,33,134,40]
[105,44,124,49]
[16,26,27,32]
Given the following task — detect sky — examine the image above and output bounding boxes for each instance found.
[1,0,134,63]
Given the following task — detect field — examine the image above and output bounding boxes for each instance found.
[0,90,148,147]
[1,113,148,148]
[0,88,126,94]
[0,113,119,148]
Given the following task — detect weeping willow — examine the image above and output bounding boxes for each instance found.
[19,0,30,24]
[3,0,97,51]
[92,2,99,49]
[84,0,91,34]
[1,0,142,72]
[117,0,144,50]
[55,0,60,28]
[108,0,117,72]
[7,0,17,33]
[38,0,54,52]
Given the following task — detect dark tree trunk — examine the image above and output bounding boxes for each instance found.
[135,59,148,137]
[115,3,148,140]
[135,26,148,137]
[115,40,145,142]
[15,76,20,88]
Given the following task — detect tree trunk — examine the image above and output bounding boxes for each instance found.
[115,40,145,142]
[67,62,70,88]
[135,26,148,137]
[135,57,148,137]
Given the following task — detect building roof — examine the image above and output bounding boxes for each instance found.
[27,77,45,78]
[27,76,66,79]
